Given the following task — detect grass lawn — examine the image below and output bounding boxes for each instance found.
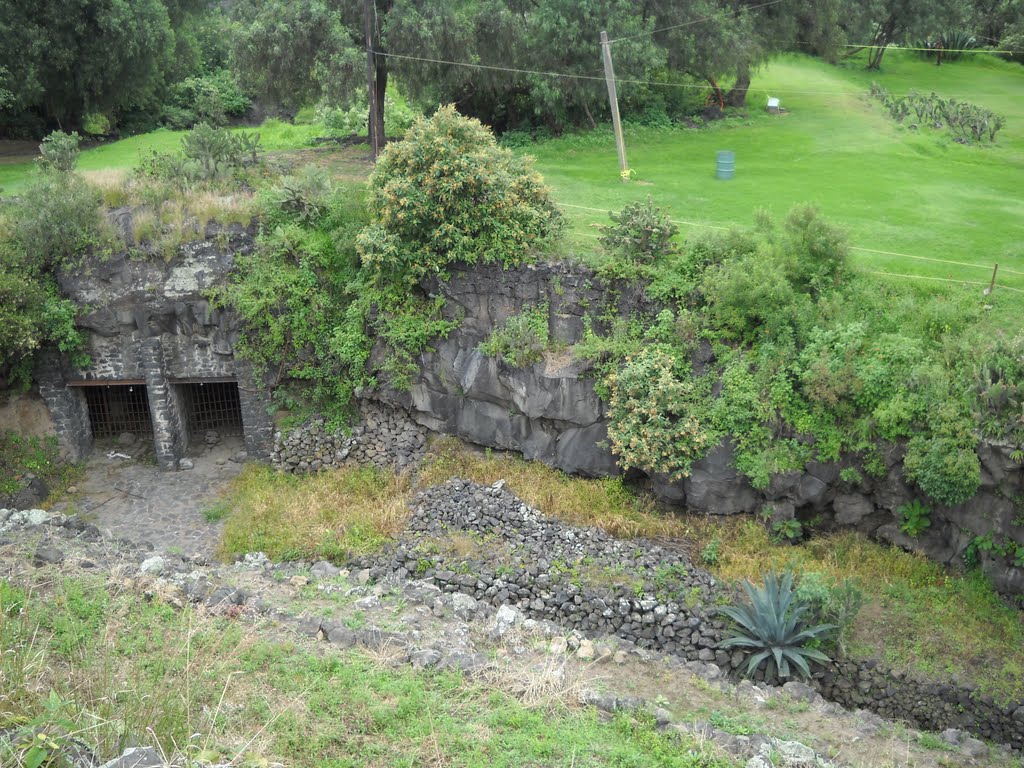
[0,574,734,767]
[526,52,1024,324]
[0,119,330,196]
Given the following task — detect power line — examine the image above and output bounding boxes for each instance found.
[844,43,1022,55]
[851,246,1024,277]
[371,49,949,98]
[376,47,1024,98]
[606,0,786,44]
[869,271,1024,294]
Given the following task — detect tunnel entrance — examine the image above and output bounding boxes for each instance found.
[79,382,154,439]
[177,380,244,442]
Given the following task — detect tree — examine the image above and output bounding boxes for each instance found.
[641,0,789,108]
[0,0,222,136]
[0,0,173,130]
[858,0,970,69]
[230,0,363,112]
[356,105,561,284]
[0,66,12,111]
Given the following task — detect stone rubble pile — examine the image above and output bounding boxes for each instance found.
[355,478,728,660]
[271,401,427,474]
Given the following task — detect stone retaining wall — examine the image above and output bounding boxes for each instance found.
[34,226,275,469]
[353,480,1024,751]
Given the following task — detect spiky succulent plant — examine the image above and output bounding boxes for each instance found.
[718,570,835,679]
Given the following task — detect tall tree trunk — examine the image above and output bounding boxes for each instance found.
[582,100,597,130]
[364,0,390,159]
[867,16,896,70]
[374,59,388,148]
[724,61,751,107]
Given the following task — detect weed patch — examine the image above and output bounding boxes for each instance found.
[216,464,410,563]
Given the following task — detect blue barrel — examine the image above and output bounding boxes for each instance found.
[716,150,735,180]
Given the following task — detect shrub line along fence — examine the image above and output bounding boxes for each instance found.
[558,202,1024,293]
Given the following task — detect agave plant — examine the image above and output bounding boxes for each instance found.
[718,570,835,679]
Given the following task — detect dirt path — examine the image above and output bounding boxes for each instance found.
[50,434,246,559]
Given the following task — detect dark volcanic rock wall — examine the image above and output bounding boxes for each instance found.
[367,262,1024,596]
[373,262,651,479]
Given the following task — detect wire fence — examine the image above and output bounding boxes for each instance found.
[557,202,1024,295]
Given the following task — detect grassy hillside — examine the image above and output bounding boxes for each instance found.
[527,52,1024,321]
[0,120,327,196]
[2,51,1021,321]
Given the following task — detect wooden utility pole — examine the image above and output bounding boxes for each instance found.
[600,31,629,182]
[986,263,999,295]
[364,0,381,160]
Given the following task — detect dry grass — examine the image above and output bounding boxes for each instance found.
[82,172,257,259]
[81,169,129,207]
[217,464,412,563]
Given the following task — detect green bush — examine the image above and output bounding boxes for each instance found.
[587,201,997,508]
[794,572,865,654]
[777,204,848,294]
[319,94,418,138]
[605,344,713,481]
[598,197,678,265]
[903,434,980,507]
[897,500,931,536]
[357,105,562,285]
[165,69,250,129]
[261,166,334,226]
[180,123,261,180]
[647,226,759,302]
[211,182,367,422]
[975,332,1024,447]
[10,171,108,269]
[479,304,550,367]
[701,249,804,342]
[38,130,81,173]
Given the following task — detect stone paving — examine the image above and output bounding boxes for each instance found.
[51,433,246,559]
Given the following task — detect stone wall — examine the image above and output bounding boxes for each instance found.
[272,401,428,473]
[354,480,1024,751]
[373,262,653,478]
[367,262,1024,597]
[35,225,275,470]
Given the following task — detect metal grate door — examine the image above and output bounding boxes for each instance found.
[81,384,154,438]
[179,381,244,439]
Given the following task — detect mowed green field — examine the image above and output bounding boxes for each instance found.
[0,120,328,195]
[527,52,1024,315]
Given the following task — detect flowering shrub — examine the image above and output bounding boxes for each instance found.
[357,105,562,285]
[605,345,713,480]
